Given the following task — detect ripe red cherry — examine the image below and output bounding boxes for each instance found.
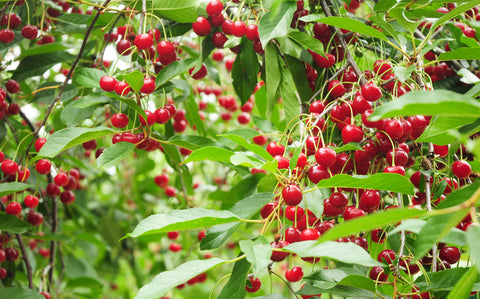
[452,160,472,179]
[5,202,22,216]
[36,159,51,175]
[1,159,18,175]
[384,119,404,140]
[284,227,301,243]
[0,268,6,279]
[5,247,19,261]
[40,292,52,299]
[221,19,234,35]
[359,189,381,210]
[139,111,156,126]
[157,40,176,57]
[327,80,346,98]
[386,148,408,167]
[189,64,208,80]
[361,82,382,102]
[253,135,268,146]
[245,24,260,41]
[140,77,156,94]
[245,276,261,293]
[309,100,325,114]
[192,17,212,36]
[167,231,179,240]
[111,113,129,128]
[206,0,223,16]
[285,266,304,282]
[301,228,320,241]
[27,211,44,226]
[60,190,75,204]
[17,166,30,182]
[266,141,285,156]
[35,138,47,152]
[439,246,461,264]
[307,165,330,184]
[369,266,388,281]
[155,108,170,124]
[341,124,363,144]
[384,165,405,176]
[134,33,153,50]
[169,242,182,252]
[154,173,169,188]
[212,31,228,48]
[282,184,303,206]
[343,206,366,220]
[99,76,117,92]
[329,192,349,209]
[313,53,336,68]
[0,249,5,263]
[270,240,290,262]
[0,29,15,44]
[260,202,279,219]
[315,147,337,168]
[24,195,39,208]
[5,79,20,93]
[373,60,393,77]
[116,39,133,55]
[114,81,130,96]
[231,20,246,37]
[377,249,396,264]
[21,25,38,39]
[237,112,251,124]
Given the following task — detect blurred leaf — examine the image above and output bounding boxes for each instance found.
[0,182,35,197]
[316,173,415,195]
[239,236,272,276]
[218,258,250,299]
[280,60,301,128]
[134,258,226,299]
[447,266,478,299]
[0,212,32,233]
[374,0,397,12]
[432,1,480,29]
[126,208,241,238]
[149,0,199,23]
[72,94,110,108]
[61,102,96,126]
[72,68,107,89]
[417,115,478,145]
[0,287,44,299]
[96,142,135,168]
[466,226,480,274]
[18,43,69,59]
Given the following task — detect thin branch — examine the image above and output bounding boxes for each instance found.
[5,94,36,132]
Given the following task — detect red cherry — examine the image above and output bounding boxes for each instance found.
[315,147,337,168]
[361,82,382,102]
[189,64,208,80]
[5,247,18,261]
[0,267,6,279]
[99,76,117,92]
[270,240,290,262]
[35,138,47,152]
[313,53,335,68]
[315,221,334,234]
[27,211,44,226]
[155,108,170,124]
[383,165,405,176]
[5,202,22,216]
[192,16,211,36]
[384,119,404,140]
[111,113,129,128]
[237,112,251,124]
[54,172,69,187]
[369,266,388,281]
[40,292,52,299]
[154,173,169,188]
[231,21,246,37]
[266,141,285,156]
[21,25,38,40]
[285,266,304,282]
[157,41,176,57]
[260,202,279,219]
[284,227,301,243]
[134,33,153,50]
[1,159,18,175]
[60,190,75,204]
[285,206,304,222]
[116,39,133,55]
[253,135,268,146]
[36,159,51,175]
[165,186,177,197]
[301,228,320,241]
[452,160,471,179]
[221,19,233,35]
[245,276,261,293]
[17,166,30,182]
[167,231,179,240]
[140,77,156,94]
[206,0,223,16]
[169,242,182,252]
[386,148,408,167]
[24,195,39,208]
[46,183,61,197]
[0,249,5,263]
[164,104,177,119]
[245,24,260,41]
[341,124,363,144]
[212,31,228,48]
[307,165,330,184]
[5,79,20,93]
[329,192,349,209]
[327,80,346,98]
[377,249,396,264]
[0,29,15,44]
[282,184,303,206]
[114,81,130,96]
[359,190,380,210]
[343,206,366,220]
[439,246,461,264]
[373,60,393,77]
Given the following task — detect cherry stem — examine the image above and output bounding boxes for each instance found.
[269,270,300,299]
[424,143,437,272]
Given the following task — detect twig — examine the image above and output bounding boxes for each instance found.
[425,143,437,272]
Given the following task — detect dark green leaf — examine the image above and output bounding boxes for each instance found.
[126,208,241,238]
[156,58,196,86]
[280,60,301,127]
[0,212,32,233]
[149,0,199,23]
[288,31,324,55]
[432,0,480,29]
[184,95,207,136]
[12,51,75,81]
[72,68,107,89]
[264,42,281,119]
[284,54,314,103]
[285,241,383,267]
[447,266,478,299]
[134,258,226,299]
[258,1,296,47]
[37,126,114,158]
[316,173,415,195]
[182,146,234,164]
[218,257,250,299]
[417,115,478,145]
[438,180,480,209]
[0,287,44,299]
[239,236,272,276]
[232,39,260,104]
[374,0,397,12]
[96,142,135,168]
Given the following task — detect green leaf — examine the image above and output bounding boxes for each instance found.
[333,143,362,153]
[218,257,250,299]
[218,134,273,161]
[134,258,226,299]
[182,146,234,164]
[284,54,314,103]
[232,39,260,104]
[0,212,32,233]
[61,102,96,126]
[72,68,107,89]
[239,236,272,276]
[280,60,301,128]
[287,31,324,55]
[37,126,114,158]
[414,208,470,262]
[393,65,417,83]
[285,241,383,267]
[369,90,480,121]
[168,135,217,150]
[18,43,69,59]
[320,208,426,242]
[263,42,281,119]
[316,173,415,195]
[390,219,466,246]
[201,193,273,250]
[374,0,397,12]
[72,94,110,108]
[0,182,35,197]
[466,226,480,274]
[415,267,475,292]
[447,266,478,299]
[230,152,264,168]
[0,287,44,299]
[258,1,296,48]
[12,51,75,81]
[438,48,480,61]
[311,16,387,42]
[432,0,480,29]
[126,208,241,238]
[184,94,207,136]
[156,58,196,86]
[120,71,144,93]
[370,13,401,43]
[417,115,479,145]
[438,180,480,209]
[148,0,199,23]
[96,142,135,168]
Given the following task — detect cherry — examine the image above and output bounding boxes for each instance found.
[282,184,303,206]
[116,39,133,55]
[378,249,396,264]
[192,17,211,36]
[361,82,382,102]
[231,21,246,37]
[386,148,408,167]
[315,147,337,168]
[5,247,19,261]
[172,120,188,132]
[270,240,290,262]
[384,165,405,176]
[5,202,22,216]
[266,141,285,156]
[327,80,346,98]
[260,202,278,219]
[329,192,349,209]
[111,113,129,128]
[439,246,461,264]
[309,100,325,114]
[245,24,260,41]
[0,29,15,44]
[399,258,420,275]
[369,266,388,281]
[46,183,61,197]
[0,249,5,263]
[207,0,223,16]
[24,195,39,208]
[212,50,224,61]
[6,79,20,94]
[167,231,179,240]
[40,292,52,299]
[307,165,330,184]
[359,190,380,211]
[221,19,233,35]
[452,160,471,179]
[27,211,44,226]
[114,81,130,96]
[165,186,177,197]
[157,41,176,57]
[154,173,169,188]
[212,31,228,48]
[20,25,38,40]
[169,243,182,252]
[54,172,69,187]
[7,102,20,115]
[285,206,304,222]
[245,276,261,293]
[284,227,301,243]
[35,138,47,152]
[0,268,6,279]
[164,104,177,119]
[384,119,404,140]
[285,266,304,282]
[237,112,251,124]
[155,108,170,124]
[134,33,153,50]
[313,52,336,68]
[60,190,75,204]
[300,228,320,241]
[140,77,156,94]
[343,206,366,220]
[99,76,117,92]
[17,166,30,182]
[36,159,51,175]
[373,60,393,77]
[1,159,18,175]
[189,64,208,80]
[342,124,363,144]
[253,135,268,146]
